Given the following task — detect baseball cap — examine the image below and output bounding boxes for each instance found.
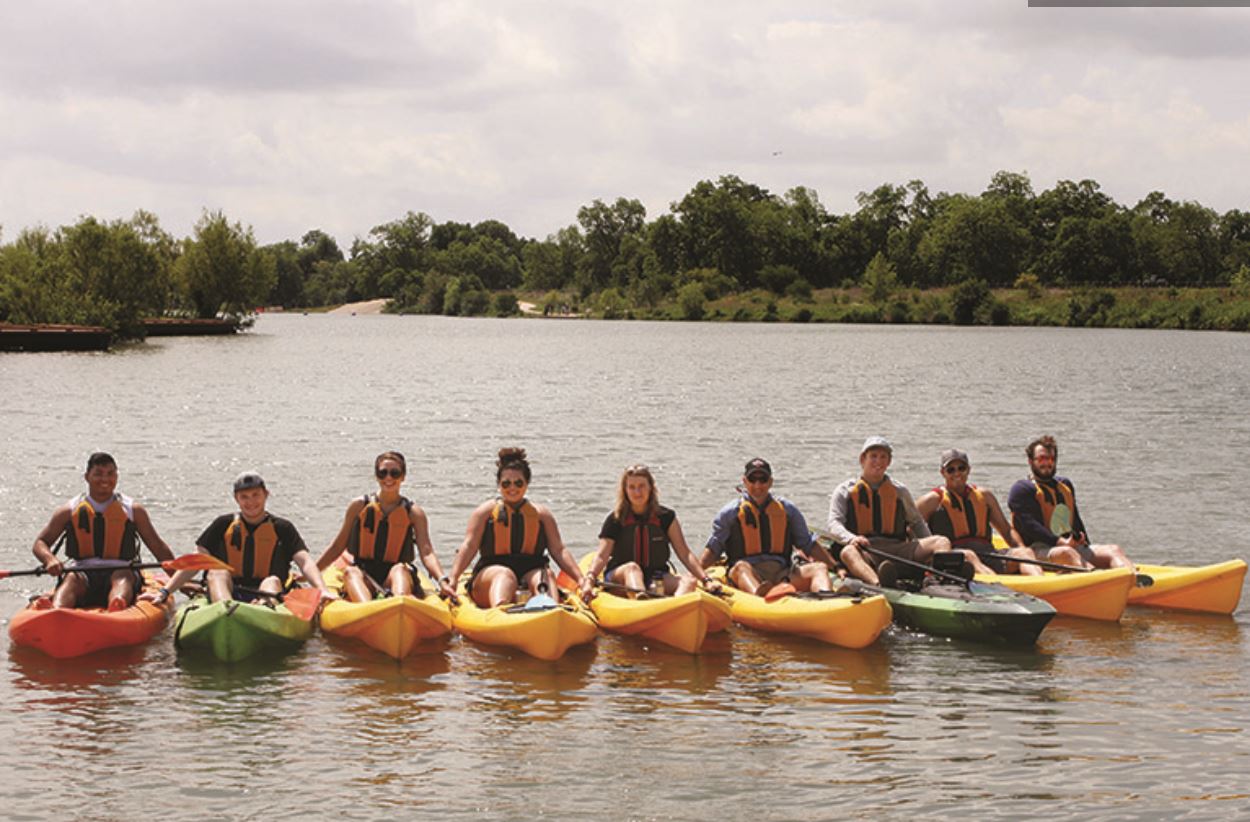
[940,448,970,469]
[743,458,772,479]
[233,471,266,493]
[860,436,892,456]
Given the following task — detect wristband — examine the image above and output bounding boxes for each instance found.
[439,575,451,584]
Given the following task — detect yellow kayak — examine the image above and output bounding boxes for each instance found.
[1127,560,1247,614]
[577,552,731,653]
[707,567,891,649]
[974,567,1134,621]
[451,583,597,661]
[317,565,453,659]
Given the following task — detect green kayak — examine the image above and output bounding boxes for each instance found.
[843,579,1056,645]
[173,596,314,662]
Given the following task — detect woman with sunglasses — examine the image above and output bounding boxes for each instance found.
[317,451,456,601]
[446,447,588,607]
[579,464,720,600]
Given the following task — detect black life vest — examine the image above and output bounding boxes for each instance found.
[607,509,670,574]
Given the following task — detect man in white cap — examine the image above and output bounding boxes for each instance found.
[825,437,953,585]
[915,448,1041,576]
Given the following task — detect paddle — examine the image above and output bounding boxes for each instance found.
[974,549,1154,587]
[0,552,231,580]
[234,586,323,621]
[814,531,972,587]
[514,569,558,612]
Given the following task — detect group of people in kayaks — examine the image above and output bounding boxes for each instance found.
[27,434,1135,613]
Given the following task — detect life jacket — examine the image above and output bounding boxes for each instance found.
[1030,478,1077,534]
[222,514,283,582]
[724,497,790,565]
[928,485,992,547]
[65,494,138,561]
[475,499,548,575]
[845,479,907,539]
[608,509,670,574]
[348,494,415,564]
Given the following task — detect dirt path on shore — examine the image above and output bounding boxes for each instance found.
[328,299,389,315]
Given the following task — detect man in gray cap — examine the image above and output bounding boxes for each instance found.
[915,449,1041,576]
[825,437,953,585]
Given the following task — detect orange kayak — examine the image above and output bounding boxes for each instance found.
[1128,561,1247,614]
[974,567,1134,621]
[9,585,174,658]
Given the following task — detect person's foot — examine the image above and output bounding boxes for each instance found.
[107,595,129,612]
[877,560,900,589]
[763,582,796,602]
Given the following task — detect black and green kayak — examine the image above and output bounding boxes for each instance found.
[173,596,314,662]
[842,579,1057,645]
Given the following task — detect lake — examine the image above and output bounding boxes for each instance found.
[1,315,1246,820]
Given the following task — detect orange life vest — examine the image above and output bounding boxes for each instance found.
[348,494,415,564]
[1032,478,1077,534]
[845,479,907,539]
[65,494,138,561]
[222,514,281,582]
[725,497,790,564]
[928,485,992,546]
[475,499,548,576]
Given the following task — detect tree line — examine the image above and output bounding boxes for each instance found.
[3,171,1250,336]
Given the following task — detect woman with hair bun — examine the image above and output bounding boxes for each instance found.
[447,447,588,607]
[317,451,455,602]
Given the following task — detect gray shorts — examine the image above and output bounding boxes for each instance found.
[866,537,923,564]
[1032,541,1096,564]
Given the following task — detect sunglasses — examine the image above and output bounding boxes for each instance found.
[943,464,969,474]
[375,468,404,479]
[499,479,527,489]
[745,474,770,483]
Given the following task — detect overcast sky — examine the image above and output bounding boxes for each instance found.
[2,1,1249,247]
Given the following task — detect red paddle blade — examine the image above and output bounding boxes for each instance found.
[555,569,578,591]
[763,582,797,602]
[163,553,232,573]
[281,588,322,621]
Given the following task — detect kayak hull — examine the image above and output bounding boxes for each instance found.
[975,567,1134,621]
[589,589,732,653]
[867,581,1056,645]
[174,597,314,662]
[709,567,891,649]
[1128,561,1247,614]
[8,594,173,659]
[320,594,452,659]
[452,591,597,661]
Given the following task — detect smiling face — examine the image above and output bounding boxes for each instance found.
[374,456,405,493]
[1028,444,1057,480]
[497,468,527,505]
[942,460,970,493]
[859,447,892,483]
[84,462,118,502]
[234,486,269,522]
[742,471,773,505]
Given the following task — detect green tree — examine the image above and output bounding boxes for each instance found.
[861,253,898,303]
[176,211,275,318]
[676,281,706,320]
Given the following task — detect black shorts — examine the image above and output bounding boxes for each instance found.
[68,567,144,607]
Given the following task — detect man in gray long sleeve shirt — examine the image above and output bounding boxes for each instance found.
[826,436,952,585]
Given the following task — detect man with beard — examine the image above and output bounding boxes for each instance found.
[1007,435,1134,571]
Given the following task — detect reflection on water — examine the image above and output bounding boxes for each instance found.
[2,318,1248,820]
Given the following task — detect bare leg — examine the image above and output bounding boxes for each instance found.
[838,545,879,585]
[728,560,765,595]
[387,564,415,597]
[1006,547,1043,576]
[670,572,697,596]
[472,566,519,607]
[53,574,87,609]
[107,568,135,611]
[342,566,374,603]
[1091,543,1133,571]
[613,562,646,595]
[793,562,831,593]
[207,569,234,602]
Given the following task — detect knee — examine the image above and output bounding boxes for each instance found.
[618,562,642,575]
[931,536,952,552]
[344,566,364,582]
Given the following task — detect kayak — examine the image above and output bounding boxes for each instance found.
[847,578,1056,645]
[585,589,732,653]
[451,586,597,661]
[173,596,314,662]
[319,567,452,659]
[974,567,1134,621]
[8,575,174,658]
[707,567,891,649]
[576,552,731,653]
[1127,560,1247,614]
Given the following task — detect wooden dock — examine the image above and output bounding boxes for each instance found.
[0,323,112,352]
[142,317,240,336]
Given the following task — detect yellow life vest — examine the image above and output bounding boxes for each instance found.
[65,495,138,561]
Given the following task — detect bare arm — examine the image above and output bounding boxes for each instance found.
[317,499,365,571]
[446,502,492,583]
[410,505,447,580]
[666,517,710,580]
[32,506,72,575]
[584,537,614,580]
[915,490,941,521]
[538,506,585,585]
[132,504,174,562]
[292,550,331,594]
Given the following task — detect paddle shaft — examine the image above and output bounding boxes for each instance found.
[1,559,186,580]
[974,549,1089,574]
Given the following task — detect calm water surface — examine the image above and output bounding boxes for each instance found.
[1,316,1247,820]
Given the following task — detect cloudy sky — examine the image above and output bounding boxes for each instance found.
[2,1,1249,246]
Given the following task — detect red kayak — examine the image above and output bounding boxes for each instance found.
[8,579,175,658]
